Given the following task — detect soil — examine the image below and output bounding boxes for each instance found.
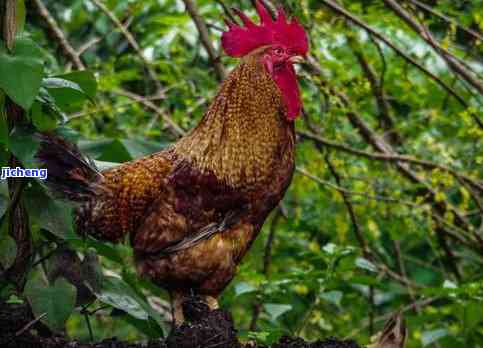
[0,298,360,348]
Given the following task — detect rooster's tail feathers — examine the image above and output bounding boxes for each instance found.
[36,133,106,202]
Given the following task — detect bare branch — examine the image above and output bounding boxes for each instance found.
[317,0,468,109]
[113,89,186,137]
[383,0,483,96]
[405,0,483,43]
[33,0,85,70]
[77,37,103,57]
[349,38,402,146]
[214,0,237,24]
[90,0,162,92]
[182,0,226,81]
[325,155,370,256]
[297,130,483,194]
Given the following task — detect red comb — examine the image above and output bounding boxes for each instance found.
[221,1,308,58]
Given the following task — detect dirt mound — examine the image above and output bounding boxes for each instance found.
[0,298,360,348]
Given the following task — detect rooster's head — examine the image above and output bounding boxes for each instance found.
[221,1,309,120]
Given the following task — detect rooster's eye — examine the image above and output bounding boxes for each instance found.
[273,47,284,56]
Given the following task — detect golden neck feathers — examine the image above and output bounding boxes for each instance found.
[174,52,293,189]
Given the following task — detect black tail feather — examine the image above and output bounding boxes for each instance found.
[36,133,103,202]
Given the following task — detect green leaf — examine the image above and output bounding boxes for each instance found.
[79,139,132,163]
[321,290,343,306]
[94,275,150,320]
[42,78,85,94]
[72,238,124,264]
[6,294,24,304]
[355,257,377,273]
[234,282,257,297]
[421,328,449,346]
[121,271,168,335]
[41,71,97,113]
[94,160,119,171]
[24,183,76,240]
[25,276,77,331]
[42,78,90,112]
[121,138,166,158]
[30,101,57,131]
[8,127,40,167]
[263,303,292,321]
[0,37,44,109]
[36,87,68,122]
[243,328,284,345]
[55,71,97,100]
[122,316,162,339]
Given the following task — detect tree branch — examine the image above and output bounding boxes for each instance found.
[297,130,483,194]
[317,0,469,110]
[182,0,226,81]
[349,38,403,146]
[383,0,483,96]
[32,0,85,70]
[90,0,162,92]
[405,0,483,42]
[113,89,186,137]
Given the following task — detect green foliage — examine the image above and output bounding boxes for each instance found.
[0,37,44,109]
[0,0,482,346]
[25,274,77,331]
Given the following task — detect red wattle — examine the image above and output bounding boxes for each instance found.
[272,64,302,120]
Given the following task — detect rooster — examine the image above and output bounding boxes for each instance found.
[38,1,308,324]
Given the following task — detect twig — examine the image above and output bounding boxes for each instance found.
[388,4,483,130]
[394,240,419,312]
[304,87,470,232]
[182,0,226,81]
[68,93,166,121]
[350,40,402,146]
[324,155,369,256]
[405,0,483,43]
[113,89,185,137]
[33,0,85,70]
[214,0,237,23]
[369,35,387,101]
[15,313,47,337]
[345,297,438,339]
[298,130,483,194]
[383,0,483,97]
[317,0,468,108]
[90,0,162,92]
[249,210,283,330]
[84,312,94,342]
[31,245,60,269]
[296,166,423,208]
[324,154,376,335]
[77,37,103,56]
[297,166,473,252]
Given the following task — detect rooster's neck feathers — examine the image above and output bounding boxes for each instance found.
[174,53,293,189]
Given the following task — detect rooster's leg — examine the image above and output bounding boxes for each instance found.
[203,295,219,310]
[170,291,185,326]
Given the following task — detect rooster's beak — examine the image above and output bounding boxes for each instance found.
[288,55,305,64]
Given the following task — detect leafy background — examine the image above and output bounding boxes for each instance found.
[0,0,482,347]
